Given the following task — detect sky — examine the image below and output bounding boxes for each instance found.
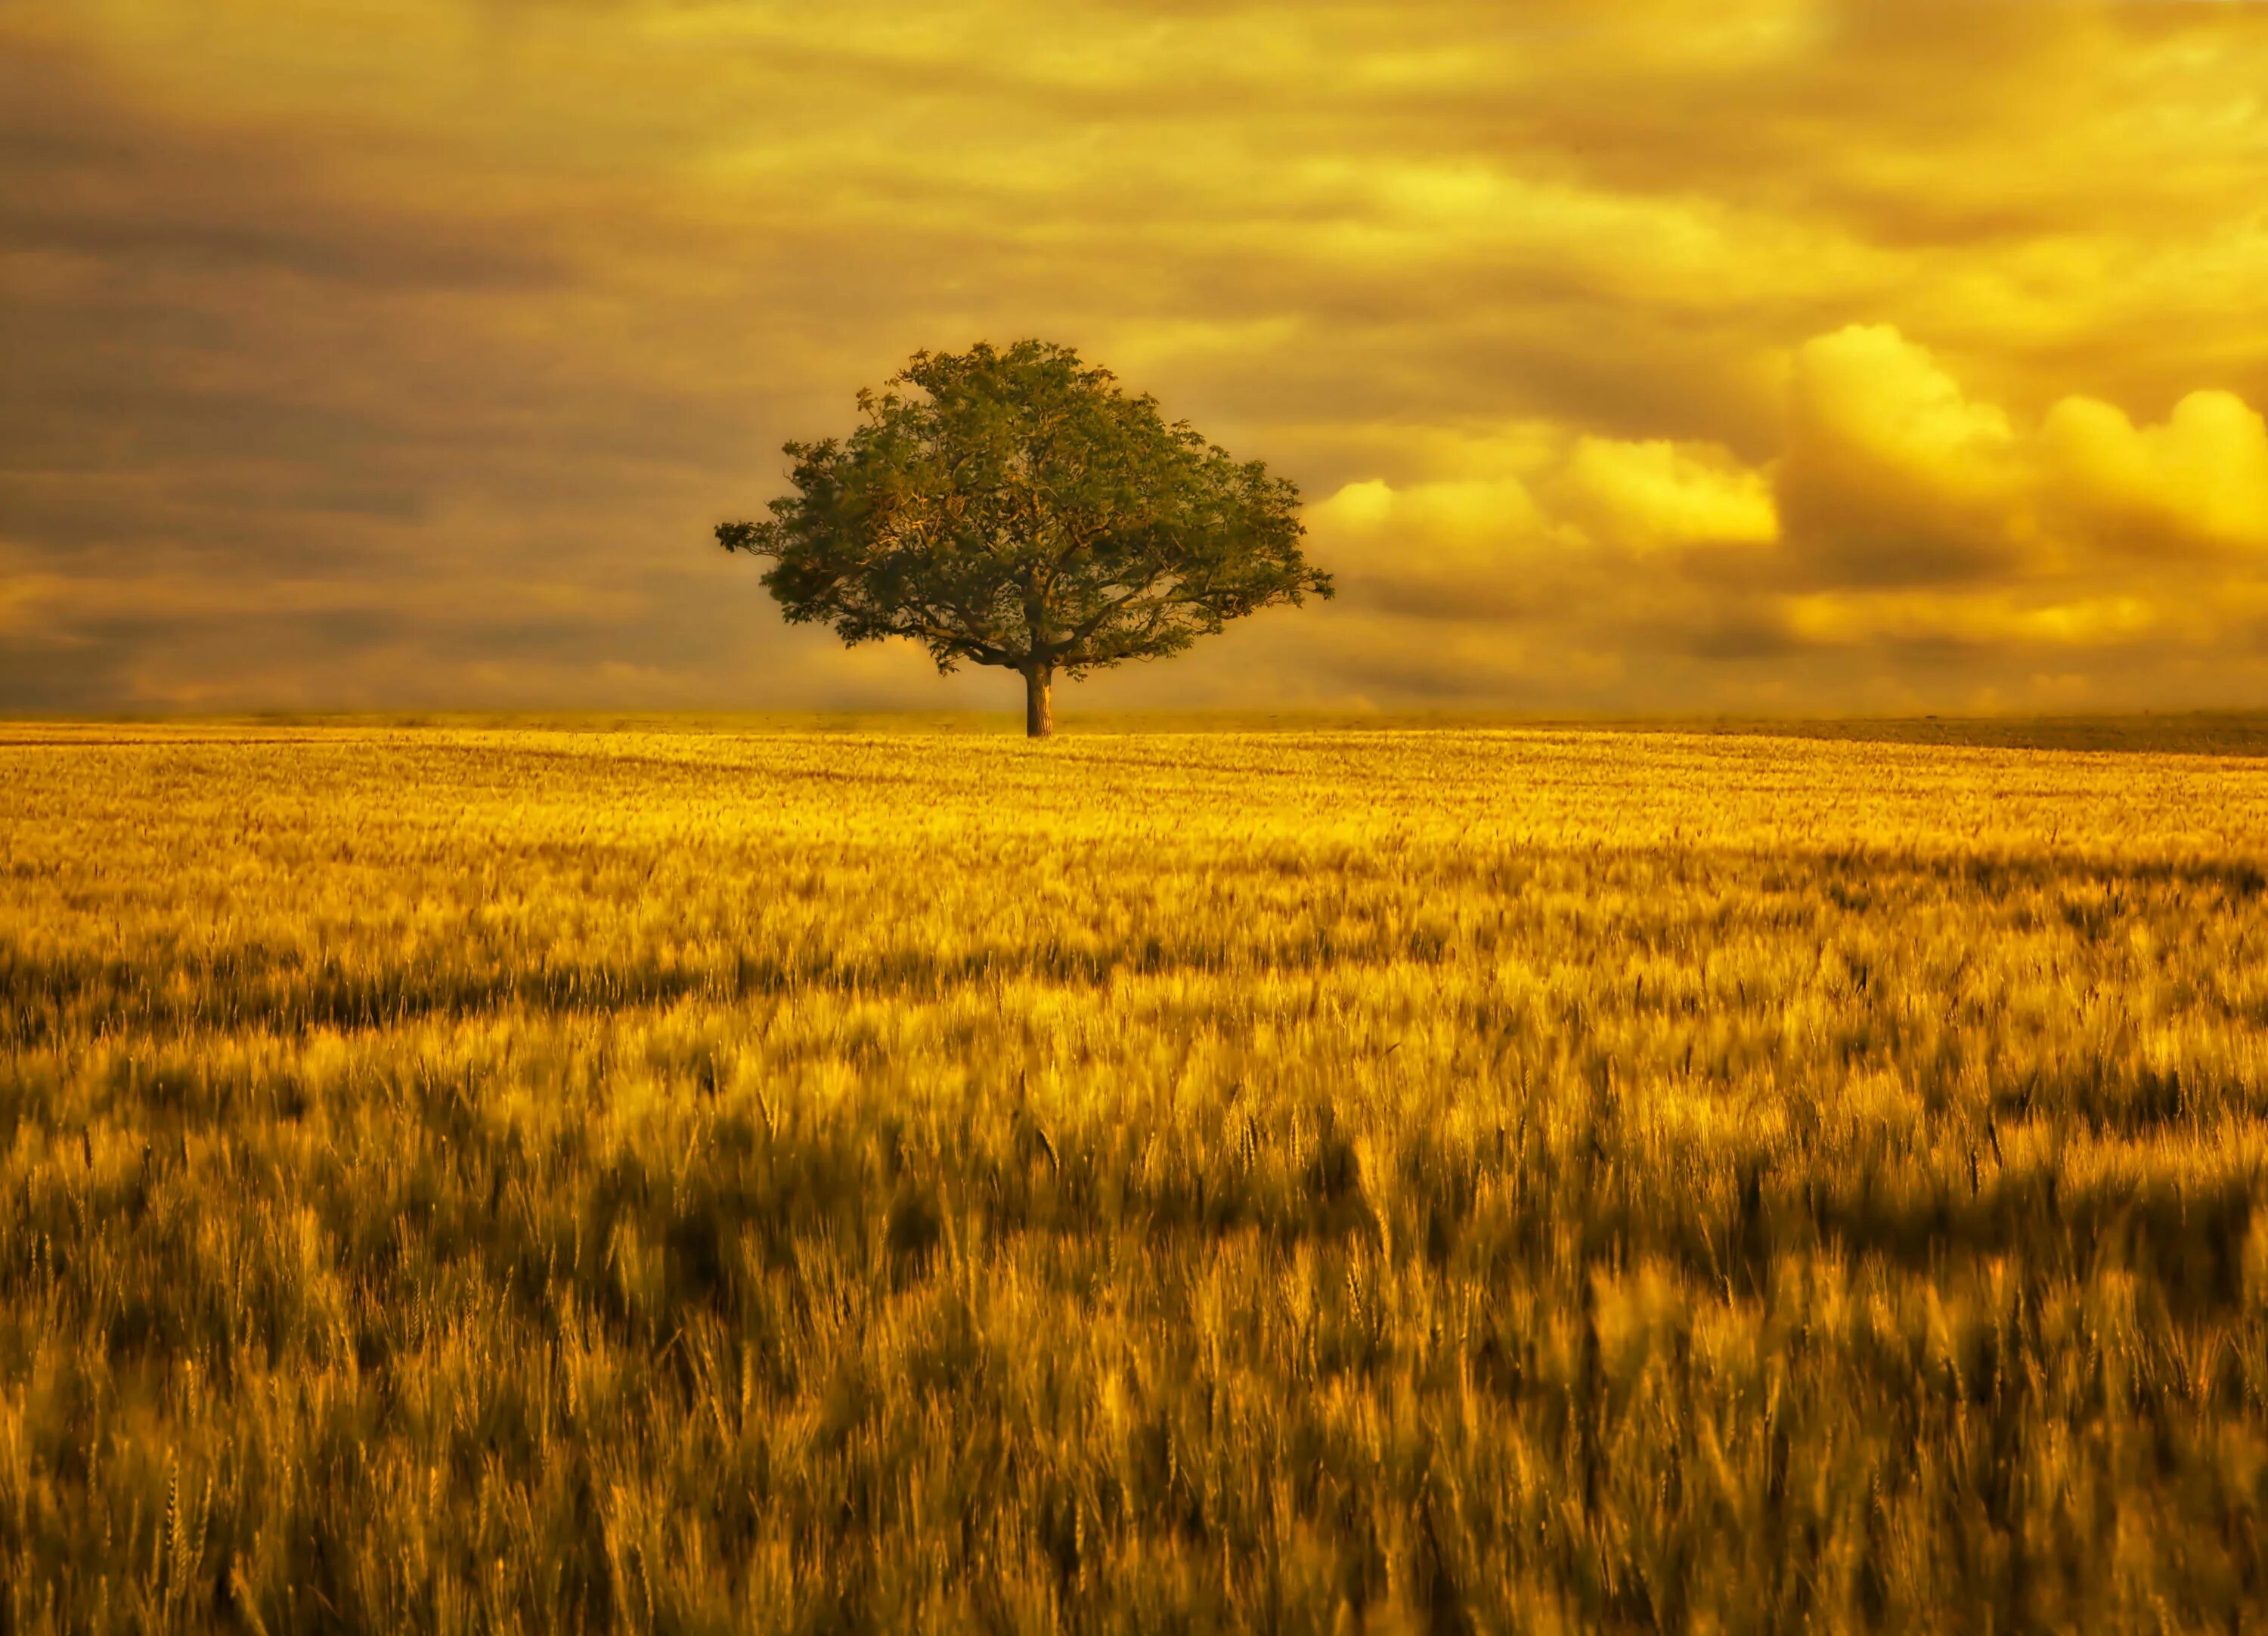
[5,0,2268,717]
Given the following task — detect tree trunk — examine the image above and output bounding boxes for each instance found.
[1023,667,1055,739]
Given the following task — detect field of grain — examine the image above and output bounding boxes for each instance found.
[8,723,2268,1631]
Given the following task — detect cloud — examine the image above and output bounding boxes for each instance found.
[1775,324,2028,585]
[1554,437,1778,554]
[1292,321,2268,705]
[1306,427,1771,598]
[1777,591,2160,651]
[2040,390,2268,555]
[1310,473,1562,618]
[7,0,2268,714]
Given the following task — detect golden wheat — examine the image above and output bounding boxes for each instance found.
[5,721,2268,1631]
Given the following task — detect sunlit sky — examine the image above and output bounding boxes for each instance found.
[7,0,2268,715]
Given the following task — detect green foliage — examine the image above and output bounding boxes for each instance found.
[8,724,2268,1631]
[716,341,1330,693]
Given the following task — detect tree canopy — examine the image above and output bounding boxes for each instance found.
[717,339,1331,736]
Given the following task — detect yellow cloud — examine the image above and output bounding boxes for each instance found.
[1554,437,1777,553]
[2040,390,2268,553]
[1309,474,1551,549]
[1788,327,2015,494]
[1776,325,2028,581]
[1305,471,1566,617]
[1780,591,2158,650]
[1300,325,2268,708]
[1306,428,1775,592]
[1766,327,2268,578]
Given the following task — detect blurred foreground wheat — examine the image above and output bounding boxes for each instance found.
[6,723,2268,1631]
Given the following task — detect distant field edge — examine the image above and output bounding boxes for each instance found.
[9,708,2268,756]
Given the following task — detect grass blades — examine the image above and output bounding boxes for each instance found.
[5,724,2268,1631]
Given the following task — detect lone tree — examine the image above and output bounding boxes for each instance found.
[717,339,1332,737]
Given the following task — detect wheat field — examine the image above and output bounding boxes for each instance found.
[7,721,2268,1632]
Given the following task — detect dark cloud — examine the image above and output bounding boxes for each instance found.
[0,45,561,290]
